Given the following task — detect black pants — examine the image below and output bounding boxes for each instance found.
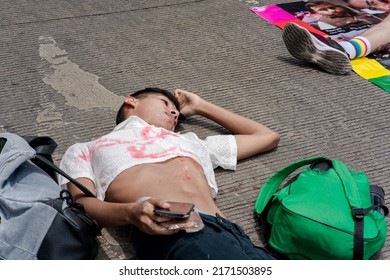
[132,213,275,260]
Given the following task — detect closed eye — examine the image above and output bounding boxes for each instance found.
[366,0,377,7]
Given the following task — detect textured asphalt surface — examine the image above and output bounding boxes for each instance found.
[0,0,389,259]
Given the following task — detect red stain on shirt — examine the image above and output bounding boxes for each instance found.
[127,145,176,159]
[141,126,178,140]
[127,145,147,158]
[77,126,179,161]
[141,126,154,139]
[79,154,90,161]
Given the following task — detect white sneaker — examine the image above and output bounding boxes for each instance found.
[282,22,352,75]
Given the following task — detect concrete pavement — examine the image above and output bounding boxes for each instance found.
[0,0,389,259]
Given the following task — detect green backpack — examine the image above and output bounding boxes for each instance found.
[254,156,388,260]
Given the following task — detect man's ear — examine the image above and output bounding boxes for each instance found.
[124,96,137,108]
[121,97,137,122]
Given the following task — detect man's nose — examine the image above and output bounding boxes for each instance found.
[170,109,179,119]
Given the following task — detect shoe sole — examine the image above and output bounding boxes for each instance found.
[282,23,351,75]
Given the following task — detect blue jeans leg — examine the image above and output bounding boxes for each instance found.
[132,213,275,260]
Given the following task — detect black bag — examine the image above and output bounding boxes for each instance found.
[0,133,101,260]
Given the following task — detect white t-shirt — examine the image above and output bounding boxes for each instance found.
[59,116,237,200]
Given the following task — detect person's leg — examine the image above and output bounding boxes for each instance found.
[132,213,275,260]
[337,37,371,59]
[187,214,275,260]
[282,23,352,75]
[337,14,390,59]
[346,13,390,55]
[282,14,390,74]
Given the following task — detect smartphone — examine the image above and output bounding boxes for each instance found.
[154,201,195,218]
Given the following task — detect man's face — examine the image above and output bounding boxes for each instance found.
[312,4,347,16]
[134,93,179,131]
[348,0,390,11]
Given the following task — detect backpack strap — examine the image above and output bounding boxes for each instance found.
[23,135,96,198]
[331,159,365,209]
[331,159,369,260]
[23,136,58,183]
[254,155,327,214]
[34,154,96,198]
[23,136,57,156]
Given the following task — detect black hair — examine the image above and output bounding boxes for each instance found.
[115,87,182,125]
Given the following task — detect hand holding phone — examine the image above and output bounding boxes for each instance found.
[154,201,195,219]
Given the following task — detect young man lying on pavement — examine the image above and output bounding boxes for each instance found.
[59,87,280,259]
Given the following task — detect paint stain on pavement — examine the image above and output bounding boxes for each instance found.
[39,36,123,110]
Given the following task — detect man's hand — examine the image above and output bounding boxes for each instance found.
[173,89,203,117]
[131,198,180,235]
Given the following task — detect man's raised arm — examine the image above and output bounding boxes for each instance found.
[174,89,280,160]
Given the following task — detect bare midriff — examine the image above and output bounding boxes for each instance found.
[105,156,224,217]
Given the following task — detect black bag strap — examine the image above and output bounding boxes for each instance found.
[34,154,96,198]
[331,160,372,260]
[23,136,57,156]
[23,136,59,183]
[23,136,96,198]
